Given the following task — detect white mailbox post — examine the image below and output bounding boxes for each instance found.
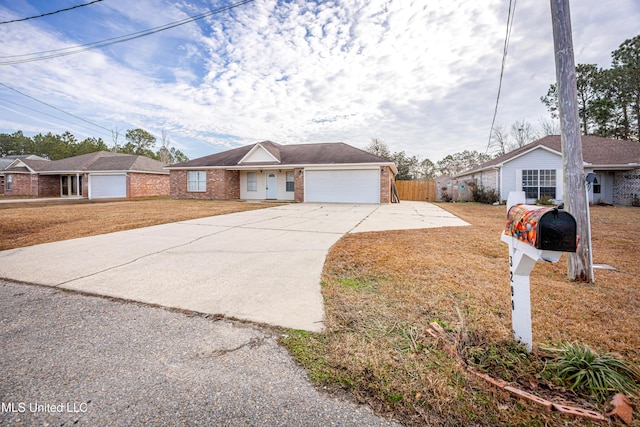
[501,192,576,351]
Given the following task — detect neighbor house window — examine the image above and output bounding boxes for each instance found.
[522,169,556,199]
[247,172,257,192]
[286,171,294,192]
[593,176,601,194]
[6,174,13,191]
[187,171,206,192]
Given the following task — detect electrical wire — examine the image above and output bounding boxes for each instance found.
[0,0,255,65]
[0,97,112,137]
[0,82,114,135]
[485,0,517,154]
[0,1,105,25]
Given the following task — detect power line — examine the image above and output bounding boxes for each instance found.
[0,0,255,65]
[485,0,517,154]
[0,0,105,25]
[0,97,112,137]
[0,82,114,135]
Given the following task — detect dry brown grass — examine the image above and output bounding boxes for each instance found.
[0,198,278,251]
[283,202,640,426]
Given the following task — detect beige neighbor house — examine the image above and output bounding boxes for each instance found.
[168,141,398,204]
[452,135,640,206]
[1,151,169,199]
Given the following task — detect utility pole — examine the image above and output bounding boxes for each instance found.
[550,0,592,282]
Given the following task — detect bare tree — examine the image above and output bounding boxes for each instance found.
[365,137,392,160]
[538,118,560,136]
[158,130,171,164]
[490,123,510,156]
[111,126,121,152]
[510,120,536,148]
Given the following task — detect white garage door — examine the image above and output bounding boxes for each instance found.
[90,174,126,199]
[305,169,380,203]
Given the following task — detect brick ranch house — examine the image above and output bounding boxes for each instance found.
[1,151,169,199]
[450,135,640,205]
[167,141,398,204]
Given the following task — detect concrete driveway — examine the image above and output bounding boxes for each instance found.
[0,202,467,332]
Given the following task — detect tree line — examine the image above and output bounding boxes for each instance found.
[0,128,189,164]
[365,138,494,180]
[541,34,639,141]
[377,33,638,180]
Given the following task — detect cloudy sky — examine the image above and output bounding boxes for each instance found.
[0,0,638,162]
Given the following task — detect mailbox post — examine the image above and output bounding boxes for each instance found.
[501,192,577,351]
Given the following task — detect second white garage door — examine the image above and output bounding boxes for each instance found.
[90,174,127,199]
[305,169,380,203]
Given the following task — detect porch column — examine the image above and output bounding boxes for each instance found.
[76,173,81,196]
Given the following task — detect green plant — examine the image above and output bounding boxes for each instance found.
[632,194,640,207]
[535,194,555,205]
[541,342,640,402]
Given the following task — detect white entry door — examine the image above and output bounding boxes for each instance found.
[266,173,277,199]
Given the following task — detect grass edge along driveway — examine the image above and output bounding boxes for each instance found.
[0,198,280,251]
[281,202,640,427]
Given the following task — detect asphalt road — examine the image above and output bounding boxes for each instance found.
[0,281,401,427]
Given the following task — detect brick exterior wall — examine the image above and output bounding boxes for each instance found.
[613,169,640,206]
[225,170,240,199]
[294,168,304,202]
[170,169,240,200]
[129,173,170,198]
[38,175,60,197]
[380,166,392,203]
[82,174,89,197]
[3,173,38,196]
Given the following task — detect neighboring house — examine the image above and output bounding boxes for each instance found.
[454,135,640,206]
[1,151,169,199]
[0,155,48,196]
[435,175,476,203]
[167,141,398,204]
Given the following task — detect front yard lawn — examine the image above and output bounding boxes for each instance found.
[0,198,278,251]
[282,203,640,426]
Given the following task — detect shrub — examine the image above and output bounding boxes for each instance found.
[471,186,499,204]
[535,195,555,205]
[440,187,452,202]
[632,194,640,207]
[541,342,640,402]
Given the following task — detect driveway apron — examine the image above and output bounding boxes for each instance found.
[0,202,468,332]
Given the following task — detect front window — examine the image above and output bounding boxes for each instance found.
[522,169,556,199]
[6,174,13,190]
[286,171,294,192]
[187,171,206,192]
[593,176,601,194]
[247,172,257,192]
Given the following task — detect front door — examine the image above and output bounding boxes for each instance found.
[266,173,277,199]
[60,175,82,197]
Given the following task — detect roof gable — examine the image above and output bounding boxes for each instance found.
[238,141,281,164]
[458,135,640,176]
[6,151,167,174]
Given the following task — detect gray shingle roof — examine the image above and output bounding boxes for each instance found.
[458,135,640,176]
[1,155,48,171]
[169,141,394,168]
[6,151,167,174]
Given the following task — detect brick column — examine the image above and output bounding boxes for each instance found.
[294,168,304,202]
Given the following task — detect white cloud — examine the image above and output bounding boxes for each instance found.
[0,0,638,160]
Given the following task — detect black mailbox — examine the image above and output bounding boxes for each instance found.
[504,204,577,252]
